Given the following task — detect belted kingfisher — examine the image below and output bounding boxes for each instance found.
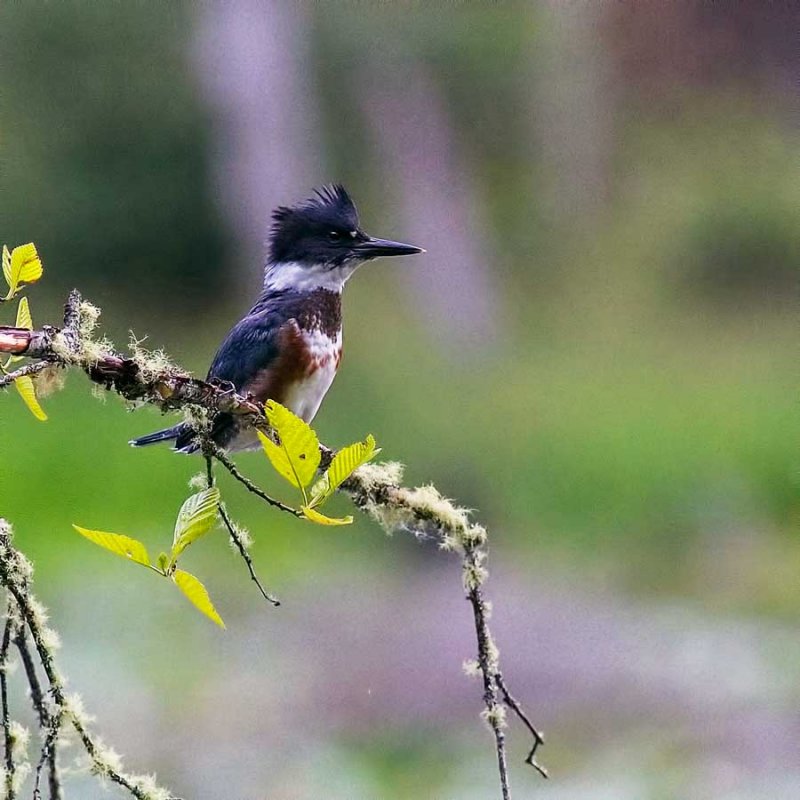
[130,184,423,453]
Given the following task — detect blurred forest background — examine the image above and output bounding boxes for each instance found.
[0,3,797,799]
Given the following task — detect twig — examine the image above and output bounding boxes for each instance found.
[209,445,299,517]
[204,456,280,607]
[16,627,62,799]
[0,360,50,388]
[466,555,511,800]
[341,472,548,796]
[14,628,44,726]
[11,554,62,800]
[1,609,15,799]
[32,708,62,800]
[220,504,281,608]
[495,672,547,778]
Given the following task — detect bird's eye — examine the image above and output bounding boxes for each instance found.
[328,231,341,241]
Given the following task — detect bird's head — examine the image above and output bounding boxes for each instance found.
[265,184,423,292]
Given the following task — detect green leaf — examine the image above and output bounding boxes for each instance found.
[257,430,294,486]
[14,375,47,421]
[170,487,220,562]
[3,243,42,300]
[72,525,151,568]
[172,569,225,628]
[301,506,353,526]
[1,246,11,292]
[157,552,170,574]
[311,434,378,505]
[15,296,33,330]
[260,400,320,489]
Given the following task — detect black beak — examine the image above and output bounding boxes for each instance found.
[355,236,424,259]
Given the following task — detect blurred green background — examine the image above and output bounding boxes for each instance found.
[1,3,797,799]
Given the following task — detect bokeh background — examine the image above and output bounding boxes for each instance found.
[1,3,798,799]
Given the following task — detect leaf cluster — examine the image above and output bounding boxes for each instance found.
[70,402,379,627]
[0,243,46,420]
[73,488,225,627]
[259,399,378,525]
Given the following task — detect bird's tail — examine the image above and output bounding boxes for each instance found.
[128,423,199,453]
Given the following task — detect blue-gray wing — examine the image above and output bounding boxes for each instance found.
[206,310,284,390]
[134,302,299,452]
[203,307,304,450]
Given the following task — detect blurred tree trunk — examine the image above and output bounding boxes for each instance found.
[357,57,501,354]
[192,0,322,294]
[529,3,616,224]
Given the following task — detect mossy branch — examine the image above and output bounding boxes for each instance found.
[0,520,181,800]
[0,289,546,797]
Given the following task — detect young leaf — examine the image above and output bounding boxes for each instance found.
[8,297,47,416]
[172,569,225,628]
[301,506,353,526]
[1,246,10,292]
[256,430,296,487]
[15,296,33,330]
[260,400,320,489]
[14,375,47,421]
[12,244,43,284]
[4,297,34,367]
[4,243,43,299]
[72,525,151,568]
[170,487,220,561]
[310,435,378,505]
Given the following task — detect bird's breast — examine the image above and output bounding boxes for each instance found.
[283,327,342,422]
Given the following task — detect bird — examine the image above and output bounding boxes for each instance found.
[129,184,423,453]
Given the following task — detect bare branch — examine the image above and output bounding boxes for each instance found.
[466,561,511,800]
[0,360,50,388]
[208,444,299,517]
[220,503,281,608]
[1,610,15,800]
[204,455,281,607]
[32,706,62,800]
[496,672,547,779]
[16,628,62,799]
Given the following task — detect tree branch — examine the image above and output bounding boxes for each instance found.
[16,627,62,800]
[340,463,548,789]
[1,610,16,800]
[467,572,511,800]
[0,521,182,800]
[204,455,281,607]
[496,672,547,778]
[0,360,50,388]
[0,289,546,796]
[207,444,299,517]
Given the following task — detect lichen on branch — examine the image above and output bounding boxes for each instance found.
[0,519,181,800]
[0,288,546,798]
